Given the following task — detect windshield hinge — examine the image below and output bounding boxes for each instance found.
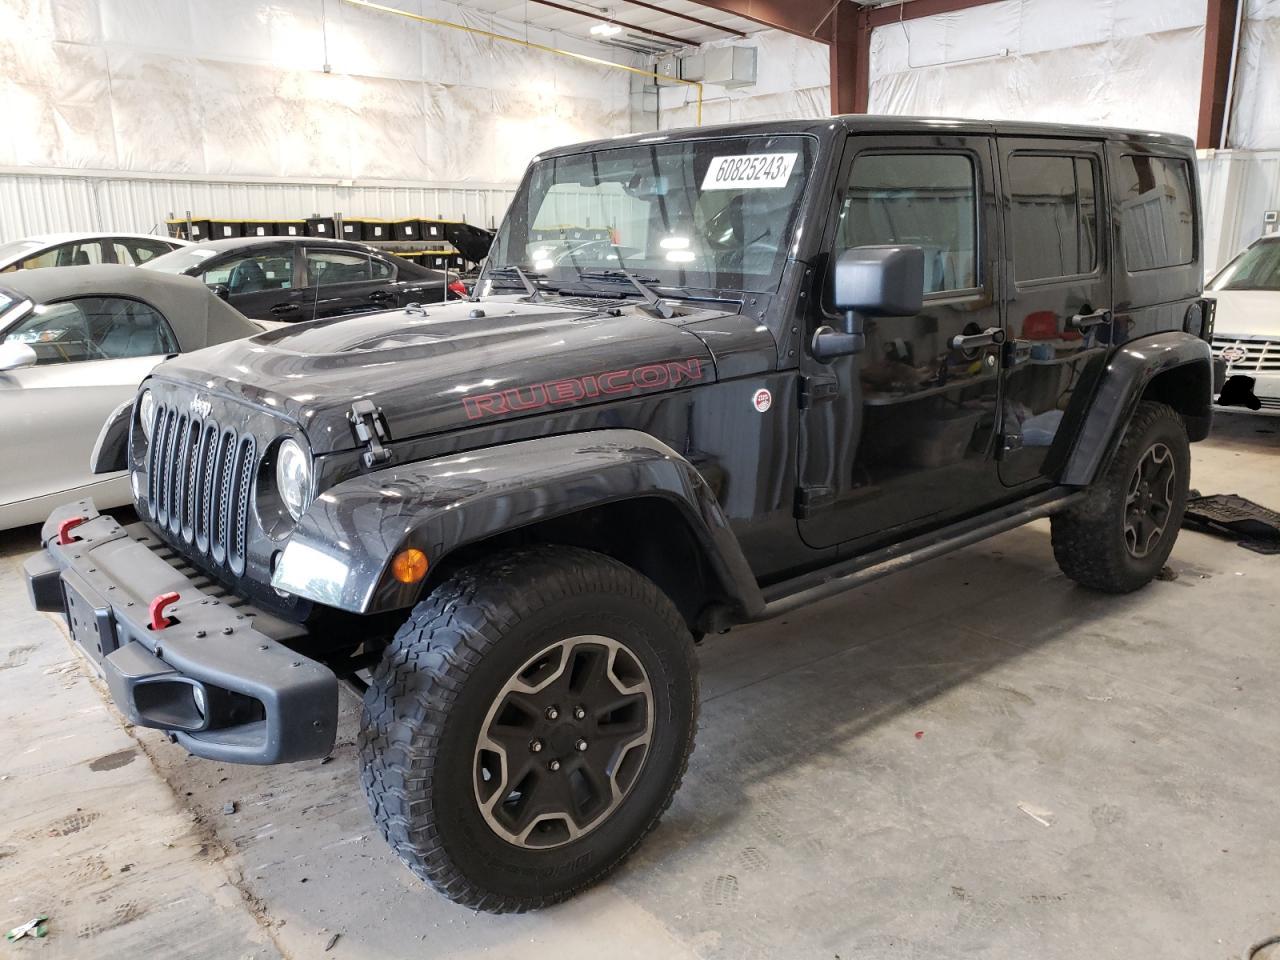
[348,399,393,468]
[798,374,839,410]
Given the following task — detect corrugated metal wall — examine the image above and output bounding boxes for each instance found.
[0,172,518,242]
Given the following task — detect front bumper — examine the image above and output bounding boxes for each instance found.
[24,500,337,764]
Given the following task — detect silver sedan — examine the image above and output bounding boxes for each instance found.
[0,265,270,529]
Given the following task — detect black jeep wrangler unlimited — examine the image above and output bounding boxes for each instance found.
[26,117,1214,913]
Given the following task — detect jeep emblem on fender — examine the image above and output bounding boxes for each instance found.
[189,397,212,419]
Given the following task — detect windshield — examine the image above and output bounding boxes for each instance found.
[1211,240,1280,291]
[487,135,815,294]
[140,245,221,275]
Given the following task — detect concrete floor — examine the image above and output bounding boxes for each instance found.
[2,411,1278,960]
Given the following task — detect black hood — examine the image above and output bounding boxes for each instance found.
[151,297,728,454]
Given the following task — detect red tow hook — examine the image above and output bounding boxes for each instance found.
[149,592,180,631]
[57,516,88,545]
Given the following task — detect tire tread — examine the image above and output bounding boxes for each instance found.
[358,545,697,913]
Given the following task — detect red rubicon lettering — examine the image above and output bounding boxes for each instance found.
[461,358,705,420]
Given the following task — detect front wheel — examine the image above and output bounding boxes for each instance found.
[1051,400,1191,593]
[358,545,697,913]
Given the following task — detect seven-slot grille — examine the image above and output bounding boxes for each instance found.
[1213,335,1280,373]
[147,402,257,577]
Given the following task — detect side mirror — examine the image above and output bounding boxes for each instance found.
[814,244,925,361]
[211,283,231,301]
[0,341,37,371]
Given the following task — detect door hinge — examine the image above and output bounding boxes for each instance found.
[794,484,835,519]
[348,399,393,468]
[798,375,840,410]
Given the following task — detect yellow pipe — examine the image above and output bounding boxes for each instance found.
[341,0,702,125]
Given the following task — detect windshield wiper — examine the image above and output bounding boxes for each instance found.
[488,266,548,302]
[578,265,677,319]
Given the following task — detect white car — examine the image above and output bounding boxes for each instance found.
[0,232,190,273]
[1209,234,1280,413]
[0,265,270,529]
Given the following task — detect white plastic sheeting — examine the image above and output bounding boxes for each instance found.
[655,30,829,130]
[868,0,1206,141]
[0,0,639,185]
[1228,0,1280,149]
[1198,150,1280,275]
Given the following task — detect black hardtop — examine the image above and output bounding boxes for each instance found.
[536,114,1196,161]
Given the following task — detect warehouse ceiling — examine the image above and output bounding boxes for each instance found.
[458,0,922,55]
[456,0,764,54]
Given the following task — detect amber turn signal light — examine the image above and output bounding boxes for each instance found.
[391,548,429,584]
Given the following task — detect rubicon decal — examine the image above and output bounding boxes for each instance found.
[462,358,705,420]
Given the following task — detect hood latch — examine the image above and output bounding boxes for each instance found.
[348,399,393,468]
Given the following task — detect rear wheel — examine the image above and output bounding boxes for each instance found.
[1051,400,1190,593]
[358,545,697,912]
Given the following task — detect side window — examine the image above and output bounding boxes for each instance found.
[1009,154,1099,282]
[1117,155,1195,271]
[112,241,136,265]
[370,257,395,281]
[307,250,373,286]
[52,241,104,267]
[2,297,177,364]
[128,239,175,264]
[203,252,294,294]
[840,152,978,294]
[19,248,62,270]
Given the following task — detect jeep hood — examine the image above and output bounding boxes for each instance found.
[151,297,726,453]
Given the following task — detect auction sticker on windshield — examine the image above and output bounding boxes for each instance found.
[702,153,798,190]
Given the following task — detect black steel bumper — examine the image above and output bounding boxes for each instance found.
[24,500,337,765]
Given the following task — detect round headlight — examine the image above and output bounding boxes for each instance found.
[138,389,156,441]
[276,439,312,521]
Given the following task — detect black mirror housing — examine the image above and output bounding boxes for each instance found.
[211,283,231,301]
[814,245,926,362]
[833,244,925,317]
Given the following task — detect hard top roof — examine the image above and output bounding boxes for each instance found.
[536,114,1196,161]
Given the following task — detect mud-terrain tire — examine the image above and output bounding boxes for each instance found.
[1051,400,1190,593]
[358,545,698,913]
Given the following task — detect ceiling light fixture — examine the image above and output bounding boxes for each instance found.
[590,21,621,37]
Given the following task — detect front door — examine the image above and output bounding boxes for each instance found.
[995,138,1113,486]
[797,134,1004,551]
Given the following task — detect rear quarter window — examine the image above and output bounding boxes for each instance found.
[1117,155,1195,272]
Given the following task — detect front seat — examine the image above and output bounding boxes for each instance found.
[72,250,90,265]
[229,259,267,293]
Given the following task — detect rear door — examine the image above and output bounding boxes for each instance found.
[297,248,387,320]
[996,138,1113,486]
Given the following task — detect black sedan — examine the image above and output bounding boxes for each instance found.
[142,236,464,321]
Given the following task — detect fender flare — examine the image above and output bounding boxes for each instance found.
[1061,331,1212,486]
[91,398,134,475]
[271,429,764,618]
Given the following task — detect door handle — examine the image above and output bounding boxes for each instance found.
[270,302,299,315]
[1070,307,1111,330]
[950,327,1006,350]
[368,290,393,302]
